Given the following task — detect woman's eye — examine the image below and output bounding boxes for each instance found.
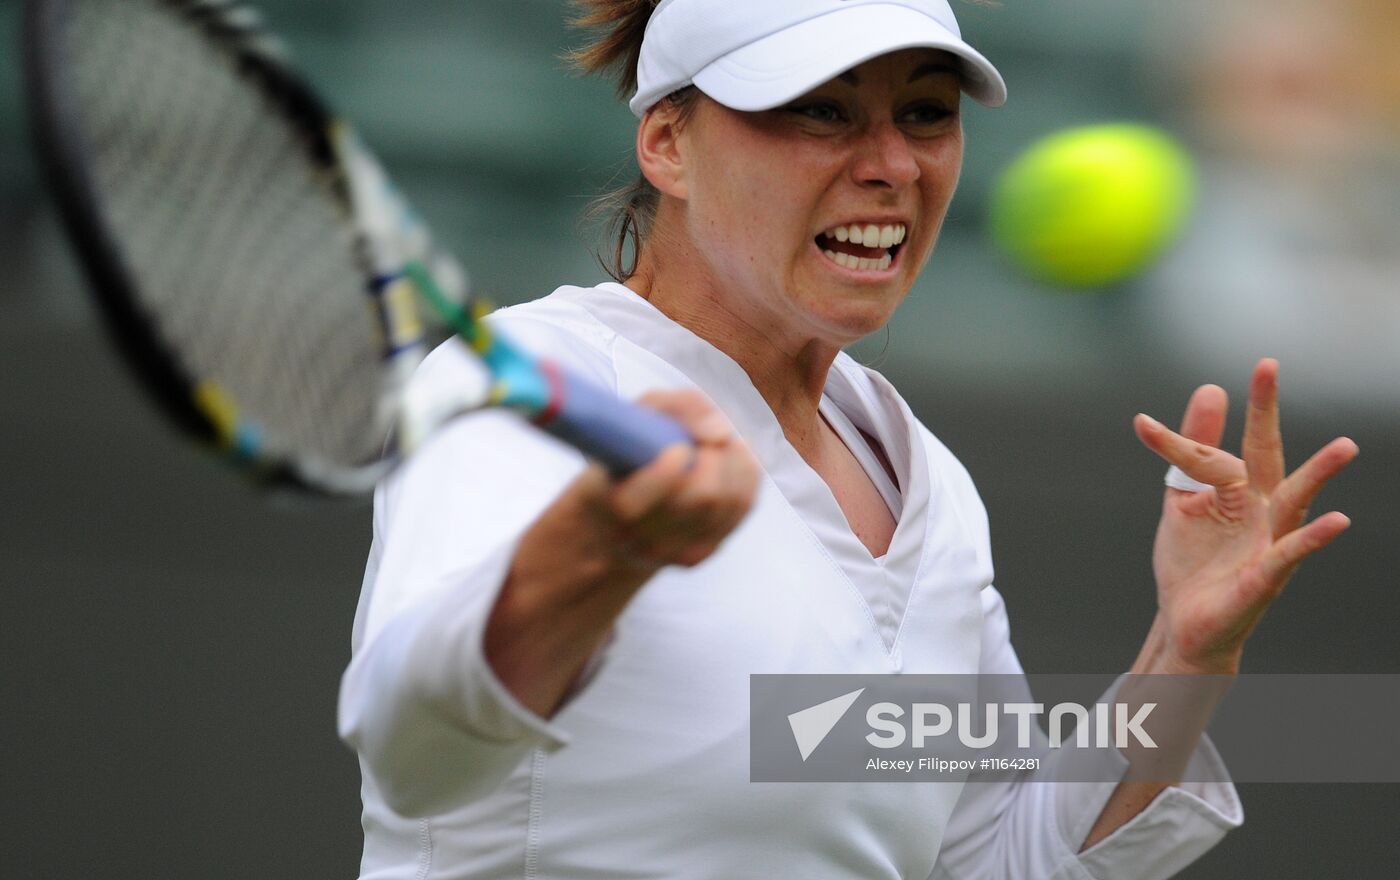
[791,102,845,123]
[901,104,954,126]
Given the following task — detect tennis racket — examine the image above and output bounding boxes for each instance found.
[24,0,689,494]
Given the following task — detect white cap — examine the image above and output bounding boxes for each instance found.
[629,0,1007,118]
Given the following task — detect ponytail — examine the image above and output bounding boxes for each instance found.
[569,1,700,282]
[566,0,658,99]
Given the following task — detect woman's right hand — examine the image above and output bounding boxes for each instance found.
[483,389,760,717]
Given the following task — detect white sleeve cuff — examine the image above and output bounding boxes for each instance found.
[1053,732,1242,880]
[1051,701,1133,851]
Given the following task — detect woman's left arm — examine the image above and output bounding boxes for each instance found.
[1081,357,1358,849]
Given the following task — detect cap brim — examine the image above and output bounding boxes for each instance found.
[691,5,1007,111]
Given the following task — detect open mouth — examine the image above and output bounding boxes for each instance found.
[816,223,907,273]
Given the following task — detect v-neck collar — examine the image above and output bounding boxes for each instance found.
[576,282,936,653]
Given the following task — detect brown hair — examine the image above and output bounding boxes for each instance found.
[566,0,657,99]
[568,0,698,281]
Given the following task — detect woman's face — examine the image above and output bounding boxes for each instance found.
[668,48,965,349]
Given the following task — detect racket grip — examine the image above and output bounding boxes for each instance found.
[538,365,692,475]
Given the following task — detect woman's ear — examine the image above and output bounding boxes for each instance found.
[637,101,689,200]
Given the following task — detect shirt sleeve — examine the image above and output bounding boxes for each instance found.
[929,587,1244,880]
[337,327,615,818]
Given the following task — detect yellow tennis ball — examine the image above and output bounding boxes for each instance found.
[989,124,1196,289]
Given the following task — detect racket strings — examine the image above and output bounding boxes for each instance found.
[67,0,389,470]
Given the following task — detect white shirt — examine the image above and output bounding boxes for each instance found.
[339,282,1242,880]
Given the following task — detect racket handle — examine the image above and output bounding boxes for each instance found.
[537,364,692,475]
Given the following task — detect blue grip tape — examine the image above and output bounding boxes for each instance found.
[538,364,691,475]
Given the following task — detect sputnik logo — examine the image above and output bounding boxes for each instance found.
[787,688,865,761]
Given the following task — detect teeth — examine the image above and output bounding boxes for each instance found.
[823,250,893,272]
[822,223,907,248]
[824,249,843,269]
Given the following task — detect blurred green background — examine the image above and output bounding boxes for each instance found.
[3,1,1397,877]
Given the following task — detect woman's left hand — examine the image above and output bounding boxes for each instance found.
[1132,358,1358,675]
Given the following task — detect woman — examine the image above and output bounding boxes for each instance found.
[339,1,1358,877]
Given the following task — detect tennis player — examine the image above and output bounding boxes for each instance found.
[339,1,1358,877]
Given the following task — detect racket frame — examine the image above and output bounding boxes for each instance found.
[24,0,690,495]
[24,0,422,491]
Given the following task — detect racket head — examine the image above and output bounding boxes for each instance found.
[24,0,476,494]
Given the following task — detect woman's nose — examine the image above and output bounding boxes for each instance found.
[850,120,921,190]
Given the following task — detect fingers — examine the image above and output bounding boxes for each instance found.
[617,441,758,567]
[1135,413,1247,487]
[673,435,760,516]
[606,391,760,568]
[1271,437,1360,537]
[666,440,761,565]
[1254,511,1352,591]
[637,389,735,445]
[1140,360,1289,501]
[609,443,696,522]
[1241,358,1285,494]
[1179,384,1228,447]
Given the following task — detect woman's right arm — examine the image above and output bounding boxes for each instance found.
[485,390,757,718]
[338,385,757,817]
